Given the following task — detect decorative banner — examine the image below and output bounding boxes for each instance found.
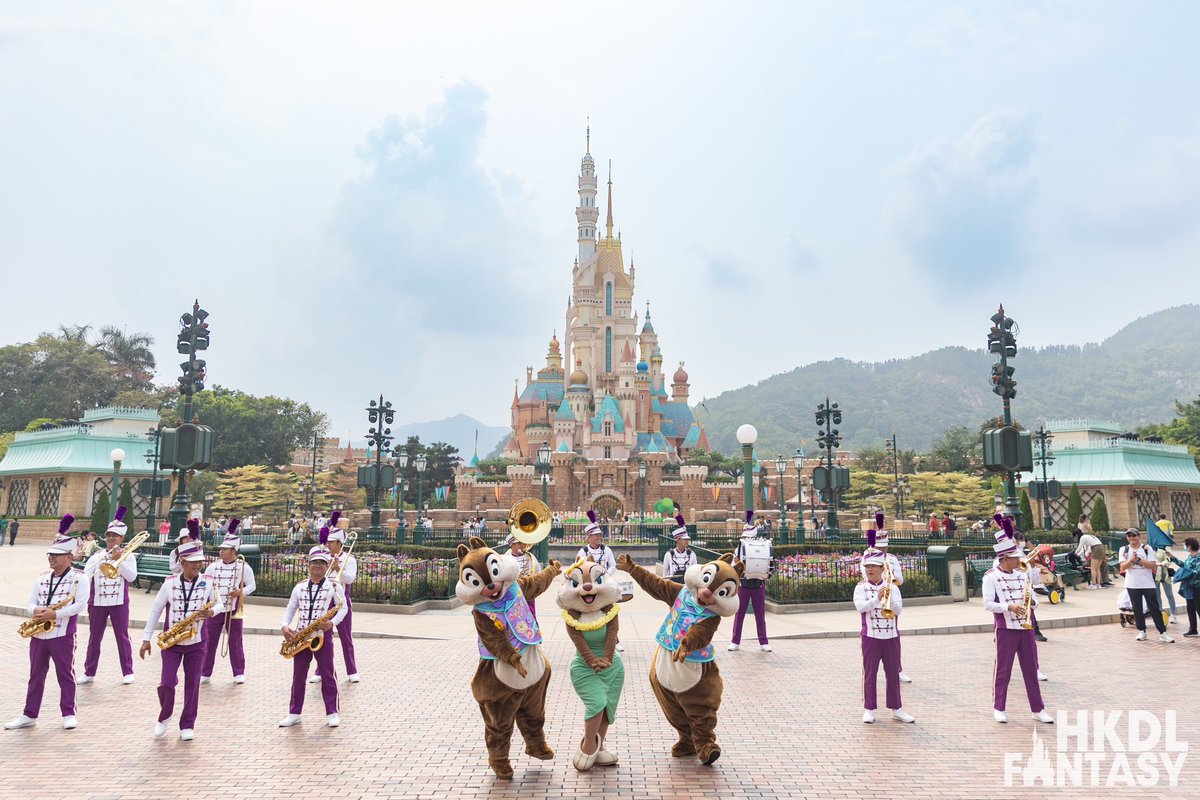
[494,485,502,502]
[711,486,720,502]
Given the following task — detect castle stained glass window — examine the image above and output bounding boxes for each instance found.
[605,282,613,315]
[605,327,612,372]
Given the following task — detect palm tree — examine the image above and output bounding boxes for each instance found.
[56,323,93,342]
[97,326,156,388]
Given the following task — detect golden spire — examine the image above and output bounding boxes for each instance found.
[605,159,613,240]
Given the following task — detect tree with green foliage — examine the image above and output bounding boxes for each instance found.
[847,469,995,522]
[1142,394,1200,467]
[1019,489,1035,531]
[1090,494,1110,533]
[90,489,110,536]
[1066,483,1083,529]
[117,479,134,526]
[213,465,298,517]
[926,426,983,474]
[189,386,326,471]
[684,448,744,480]
[0,335,122,431]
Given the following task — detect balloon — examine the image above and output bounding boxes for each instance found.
[654,498,676,516]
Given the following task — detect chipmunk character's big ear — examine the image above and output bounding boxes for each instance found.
[718,553,735,565]
[468,536,487,550]
[457,543,471,562]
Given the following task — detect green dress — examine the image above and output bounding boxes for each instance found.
[569,622,625,722]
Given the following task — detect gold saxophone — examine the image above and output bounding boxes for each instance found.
[99,531,151,579]
[281,602,344,659]
[18,593,76,638]
[880,558,896,620]
[1018,553,1035,629]
[157,599,218,649]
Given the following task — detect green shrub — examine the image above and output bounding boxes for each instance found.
[1090,495,1110,533]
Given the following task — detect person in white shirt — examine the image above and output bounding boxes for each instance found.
[139,540,222,741]
[1073,527,1105,589]
[1120,528,1173,642]
[80,507,137,686]
[278,545,348,728]
[200,520,257,685]
[982,527,1053,725]
[854,546,913,724]
[5,518,91,731]
[504,533,542,618]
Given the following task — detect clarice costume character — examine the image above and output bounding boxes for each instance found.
[200,518,256,685]
[457,535,561,779]
[557,556,625,771]
[6,515,90,732]
[617,550,742,765]
[854,534,915,724]
[80,506,137,685]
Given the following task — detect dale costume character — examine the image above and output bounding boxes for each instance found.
[557,557,625,771]
[616,551,743,765]
[456,535,561,779]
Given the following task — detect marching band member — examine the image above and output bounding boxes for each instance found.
[989,519,1049,678]
[5,516,90,731]
[854,543,914,724]
[661,517,696,581]
[729,510,771,652]
[168,518,202,575]
[279,544,348,728]
[862,513,911,682]
[576,510,621,650]
[140,540,222,741]
[200,519,256,685]
[504,533,542,618]
[80,506,136,685]
[982,528,1053,725]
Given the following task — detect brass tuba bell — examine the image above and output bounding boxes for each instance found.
[507,498,552,545]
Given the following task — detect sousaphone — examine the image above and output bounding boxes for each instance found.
[508,498,552,544]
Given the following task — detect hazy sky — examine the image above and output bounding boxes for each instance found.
[2,3,1198,439]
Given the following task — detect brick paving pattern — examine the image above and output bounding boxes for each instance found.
[0,615,1194,799]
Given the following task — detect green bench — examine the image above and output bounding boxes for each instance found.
[969,559,992,596]
[134,553,173,593]
[1051,554,1085,590]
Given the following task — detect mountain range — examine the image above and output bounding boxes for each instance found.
[389,413,508,461]
[697,305,1200,456]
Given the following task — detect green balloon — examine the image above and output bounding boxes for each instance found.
[653,498,675,516]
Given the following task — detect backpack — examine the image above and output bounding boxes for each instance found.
[947,518,958,533]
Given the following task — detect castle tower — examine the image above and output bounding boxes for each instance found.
[671,362,690,403]
[576,125,598,263]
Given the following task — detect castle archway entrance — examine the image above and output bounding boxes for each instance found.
[588,490,625,521]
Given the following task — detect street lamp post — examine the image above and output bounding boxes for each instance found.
[144,424,163,536]
[793,448,806,543]
[414,453,427,544]
[985,304,1024,525]
[536,443,551,565]
[775,455,788,544]
[735,424,757,520]
[204,491,215,520]
[815,398,844,535]
[638,459,647,543]
[1032,425,1055,530]
[167,300,213,538]
[393,450,410,541]
[364,395,396,538]
[884,433,902,518]
[109,448,125,524]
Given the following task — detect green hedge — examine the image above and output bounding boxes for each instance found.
[767,572,942,604]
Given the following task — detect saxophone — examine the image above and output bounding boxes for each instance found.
[880,558,896,620]
[18,594,76,638]
[157,599,217,649]
[281,602,344,659]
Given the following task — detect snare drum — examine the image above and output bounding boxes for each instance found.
[740,539,772,580]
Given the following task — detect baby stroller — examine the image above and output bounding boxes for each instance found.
[1116,589,1150,628]
[1030,544,1065,604]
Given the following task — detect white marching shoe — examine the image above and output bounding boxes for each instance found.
[1160,633,1175,643]
[76,675,94,685]
[1032,710,1055,724]
[1136,631,1147,641]
[153,721,168,738]
[862,710,875,724]
[891,709,916,723]
[326,714,340,727]
[5,715,35,730]
[233,675,245,684]
[277,714,302,728]
[308,674,322,684]
[760,644,772,652]
[727,643,740,651]
[122,674,135,685]
[199,677,211,685]
[180,729,194,741]
[347,674,360,683]
[994,710,1008,724]
[1037,670,1048,682]
[898,672,912,683]
[62,716,77,730]
[571,733,602,771]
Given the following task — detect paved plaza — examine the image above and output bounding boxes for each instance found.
[0,602,1194,799]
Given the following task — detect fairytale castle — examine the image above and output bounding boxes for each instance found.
[500,132,708,464]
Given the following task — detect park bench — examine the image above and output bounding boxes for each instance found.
[134,553,173,593]
[1051,553,1085,590]
[968,559,991,596]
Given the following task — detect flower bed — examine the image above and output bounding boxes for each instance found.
[255,550,455,604]
[766,552,943,604]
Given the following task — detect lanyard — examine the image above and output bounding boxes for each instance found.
[47,570,70,604]
[307,579,325,617]
[179,576,199,614]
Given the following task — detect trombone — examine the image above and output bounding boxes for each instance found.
[99,531,151,579]
[332,531,358,584]
[220,554,247,659]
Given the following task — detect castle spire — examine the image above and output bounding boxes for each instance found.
[605,159,614,240]
[586,115,590,154]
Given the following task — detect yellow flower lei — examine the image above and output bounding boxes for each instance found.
[561,603,620,631]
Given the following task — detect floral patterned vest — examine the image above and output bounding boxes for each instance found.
[476,584,542,659]
[655,586,716,663]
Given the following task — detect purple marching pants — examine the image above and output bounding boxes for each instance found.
[862,636,902,711]
[158,641,205,729]
[290,636,339,715]
[731,584,769,645]
[83,601,134,678]
[200,613,245,678]
[318,593,358,679]
[994,628,1045,713]
[23,619,78,719]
